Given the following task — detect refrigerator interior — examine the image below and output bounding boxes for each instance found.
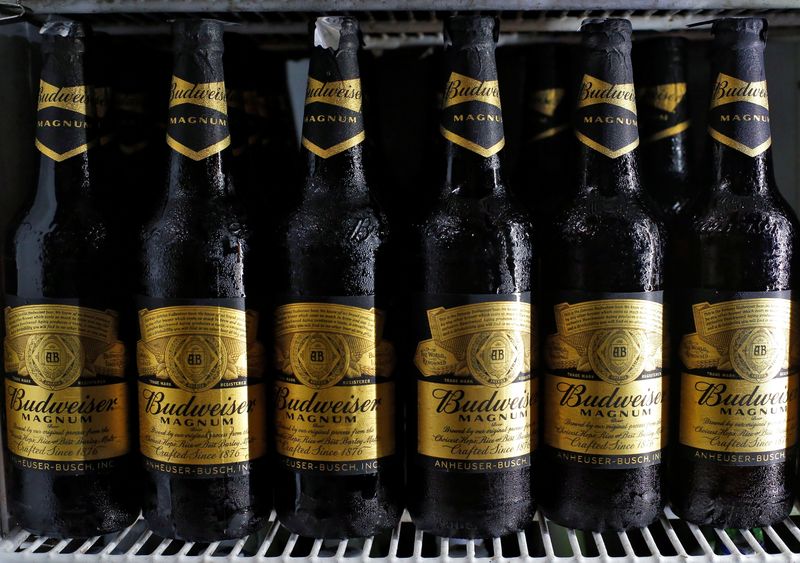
[2,1,800,561]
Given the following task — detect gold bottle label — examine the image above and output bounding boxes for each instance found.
[301,77,365,159]
[575,74,639,159]
[273,300,395,474]
[529,87,569,142]
[440,71,505,157]
[543,295,667,467]
[35,80,96,162]
[679,295,799,465]
[4,303,130,469]
[166,75,231,161]
[137,304,267,475]
[637,82,691,143]
[707,73,771,157]
[414,295,536,472]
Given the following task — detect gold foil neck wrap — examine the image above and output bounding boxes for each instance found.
[709,73,769,110]
[577,75,637,114]
[304,77,362,112]
[169,76,228,115]
[638,82,687,113]
[530,88,565,117]
[38,80,92,115]
[443,72,502,109]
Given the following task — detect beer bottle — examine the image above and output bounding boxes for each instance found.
[3,19,139,537]
[515,43,572,219]
[634,37,694,217]
[408,15,536,538]
[538,18,667,531]
[671,17,799,528]
[272,16,402,538]
[137,19,270,541]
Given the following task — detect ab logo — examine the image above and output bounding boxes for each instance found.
[24,334,84,391]
[613,345,628,358]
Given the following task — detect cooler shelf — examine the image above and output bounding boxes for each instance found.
[2,507,800,562]
[7,1,800,38]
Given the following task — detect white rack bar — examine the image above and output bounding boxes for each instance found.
[16,1,800,13]
[1,508,799,562]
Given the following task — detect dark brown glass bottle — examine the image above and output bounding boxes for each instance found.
[137,19,270,541]
[407,16,536,539]
[538,19,667,532]
[3,20,139,538]
[671,18,799,528]
[271,16,402,539]
[515,43,574,235]
[634,37,694,218]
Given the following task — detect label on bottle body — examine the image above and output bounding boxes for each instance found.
[678,291,798,466]
[528,87,568,142]
[637,82,690,143]
[36,77,95,162]
[413,293,536,472]
[167,74,231,161]
[3,298,130,474]
[301,72,364,158]
[575,74,639,159]
[543,292,667,468]
[273,296,396,474]
[136,298,267,477]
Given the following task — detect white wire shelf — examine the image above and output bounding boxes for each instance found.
[7,1,800,39]
[2,507,800,562]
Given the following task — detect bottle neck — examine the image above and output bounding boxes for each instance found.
[574,46,642,197]
[34,48,96,202]
[713,144,775,196]
[708,44,775,197]
[577,149,640,196]
[165,48,232,200]
[439,38,507,198]
[300,44,369,199]
[444,144,503,197]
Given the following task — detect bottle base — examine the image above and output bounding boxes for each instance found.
[277,504,402,539]
[13,513,140,540]
[670,500,793,529]
[142,510,269,542]
[409,500,534,539]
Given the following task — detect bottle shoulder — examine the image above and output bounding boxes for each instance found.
[414,194,533,241]
[279,197,389,248]
[551,192,666,245]
[688,190,799,238]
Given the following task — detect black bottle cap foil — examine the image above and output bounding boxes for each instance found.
[444,15,499,47]
[310,16,362,52]
[172,19,225,52]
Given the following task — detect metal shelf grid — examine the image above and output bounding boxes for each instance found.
[2,507,800,562]
[8,1,800,41]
